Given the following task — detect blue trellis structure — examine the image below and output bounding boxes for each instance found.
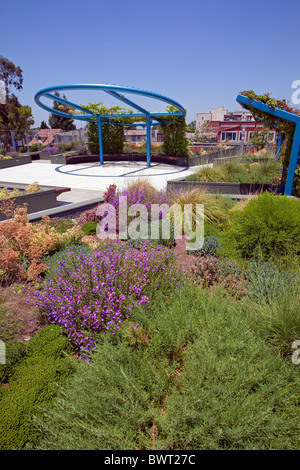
[34,84,186,167]
[236,93,300,196]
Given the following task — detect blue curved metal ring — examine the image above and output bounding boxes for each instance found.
[34,83,186,166]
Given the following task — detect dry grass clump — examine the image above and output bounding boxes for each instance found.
[170,188,228,226]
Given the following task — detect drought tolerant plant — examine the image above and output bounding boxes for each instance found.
[0,207,85,282]
[225,191,300,260]
[81,221,98,235]
[192,256,248,298]
[0,182,41,200]
[0,325,77,450]
[244,260,300,358]
[0,340,28,384]
[192,234,220,257]
[42,243,93,286]
[41,147,59,154]
[186,160,281,184]
[31,242,184,354]
[31,285,300,450]
[37,216,77,234]
[170,188,229,230]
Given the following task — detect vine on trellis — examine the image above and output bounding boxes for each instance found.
[240,91,300,193]
[158,106,189,157]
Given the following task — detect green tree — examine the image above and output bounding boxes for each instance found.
[0,56,23,96]
[48,92,76,131]
[0,56,34,150]
[186,120,196,132]
[40,120,49,129]
[81,102,132,154]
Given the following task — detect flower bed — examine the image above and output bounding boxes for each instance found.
[29,240,184,356]
[1,183,300,450]
[0,183,70,220]
[168,160,281,195]
[167,178,280,195]
[48,153,184,166]
[0,154,32,169]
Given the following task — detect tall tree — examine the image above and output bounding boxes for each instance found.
[0,56,34,149]
[0,55,23,96]
[40,120,49,129]
[48,92,76,131]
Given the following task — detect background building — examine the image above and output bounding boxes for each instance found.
[196,106,275,144]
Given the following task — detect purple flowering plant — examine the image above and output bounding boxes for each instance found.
[30,241,184,356]
[79,182,176,226]
[42,147,59,154]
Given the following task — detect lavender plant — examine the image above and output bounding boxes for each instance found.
[31,242,184,355]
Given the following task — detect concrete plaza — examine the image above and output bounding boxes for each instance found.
[0,160,205,204]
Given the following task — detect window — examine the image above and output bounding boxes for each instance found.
[239,132,246,142]
[267,132,275,143]
[221,131,237,141]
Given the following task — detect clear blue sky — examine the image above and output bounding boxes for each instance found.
[1,0,299,127]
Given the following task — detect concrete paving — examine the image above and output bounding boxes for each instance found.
[0,160,207,204]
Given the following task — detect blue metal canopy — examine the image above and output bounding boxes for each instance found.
[236,93,300,196]
[34,84,186,167]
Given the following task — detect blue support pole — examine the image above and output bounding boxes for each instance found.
[284,124,300,196]
[97,115,104,165]
[11,130,16,152]
[146,115,151,167]
[276,132,283,161]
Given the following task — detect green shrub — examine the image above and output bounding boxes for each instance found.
[226,192,300,260]
[192,234,220,257]
[30,143,39,152]
[0,325,77,450]
[246,261,300,358]
[49,217,77,234]
[26,324,75,358]
[255,295,300,359]
[31,286,300,450]
[43,244,93,283]
[0,341,28,384]
[81,221,97,235]
[245,260,298,304]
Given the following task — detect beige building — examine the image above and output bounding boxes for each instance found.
[196,106,254,129]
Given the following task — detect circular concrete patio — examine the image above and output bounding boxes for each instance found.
[0,160,206,204]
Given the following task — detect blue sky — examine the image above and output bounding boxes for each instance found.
[1,0,299,127]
